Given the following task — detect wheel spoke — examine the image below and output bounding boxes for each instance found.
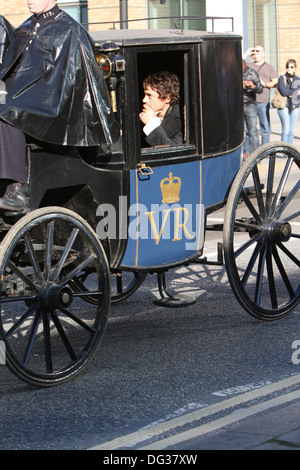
[73,290,103,297]
[52,228,79,282]
[58,253,97,286]
[277,242,300,268]
[6,260,40,294]
[234,219,262,233]
[50,311,77,361]
[24,233,45,285]
[254,246,267,305]
[266,155,276,217]
[44,221,55,281]
[274,179,300,219]
[241,239,264,286]
[272,245,295,299]
[270,157,293,216]
[43,312,53,374]
[60,308,96,334]
[266,247,278,309]
[252,166,266,219]
[241,189,264,225]
[6,303,38,338]
[234,232,263,259]
[22,308,43,366]
[284,209,300,222]
[1,294,38,303]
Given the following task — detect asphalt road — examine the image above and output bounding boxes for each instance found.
[0,234,299,451]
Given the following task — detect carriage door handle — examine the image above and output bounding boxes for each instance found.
[137,163,153,176]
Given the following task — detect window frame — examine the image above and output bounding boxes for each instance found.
[132,43,201,167]
[58,1,88,24]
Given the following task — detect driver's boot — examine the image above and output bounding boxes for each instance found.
[0,182,30,212]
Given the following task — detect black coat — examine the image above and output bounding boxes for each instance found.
[278,73,300,109]
[0,10,117,146]
[0,16,14,65]
[145,104,183,147]
[243,66,263,105]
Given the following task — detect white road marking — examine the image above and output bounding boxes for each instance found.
[89,373,300,450]
[140,389,300,450]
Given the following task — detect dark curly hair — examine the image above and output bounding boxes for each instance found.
[143,71,180,104]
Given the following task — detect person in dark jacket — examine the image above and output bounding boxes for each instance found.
[139,71,183,147]
[244,45,278,146]
[242,59,263,158]
[0,0,116,213]
[277,59,300,143]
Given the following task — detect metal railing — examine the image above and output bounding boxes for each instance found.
[84,16,234,33]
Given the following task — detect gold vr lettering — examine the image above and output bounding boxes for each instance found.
[145,206,195,245]
[96,170,202,245]
[96,197,203,248]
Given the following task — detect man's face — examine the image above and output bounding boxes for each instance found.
[251,46,265,63]
[142,86,170,117]
[26,0,56,14]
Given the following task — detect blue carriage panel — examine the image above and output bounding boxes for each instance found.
[121,161,204,269]
[201,148,241,209]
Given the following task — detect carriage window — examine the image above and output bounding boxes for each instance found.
[137,49,195,153]
[200,39,244,155]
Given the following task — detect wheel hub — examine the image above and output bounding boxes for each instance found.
[41,282,73,311]
[265,219,292,243]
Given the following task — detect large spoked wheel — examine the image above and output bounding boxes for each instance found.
[0,207,110,387]
[224,143,300,320]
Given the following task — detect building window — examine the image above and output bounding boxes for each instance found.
[58,1,88,26]
[247,0,278,72]
[148,0,206,30]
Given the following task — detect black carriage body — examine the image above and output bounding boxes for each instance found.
[28,29,244,271]
[2,29,300,388]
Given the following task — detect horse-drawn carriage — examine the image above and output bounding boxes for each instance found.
[0,26,299,387]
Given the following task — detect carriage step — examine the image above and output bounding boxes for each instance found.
[153,271,196,308]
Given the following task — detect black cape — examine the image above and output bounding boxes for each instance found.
[0,11,117,146]
[0,16,14,64]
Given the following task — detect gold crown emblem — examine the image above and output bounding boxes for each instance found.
[160,172,181,204]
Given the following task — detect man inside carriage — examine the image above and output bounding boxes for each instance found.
[0,0,118,213]
[139,70,183,147]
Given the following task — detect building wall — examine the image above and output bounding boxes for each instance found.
[88,0,147,30]
[278,0,300,74]
[246,0,278,72]
[0,1,148,30]
[0,0,29,26]
[1,0,299,74]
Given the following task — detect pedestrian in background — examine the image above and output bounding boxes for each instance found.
[242,59,263,158]
[243,45,278,148]
[277,59,300,144]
